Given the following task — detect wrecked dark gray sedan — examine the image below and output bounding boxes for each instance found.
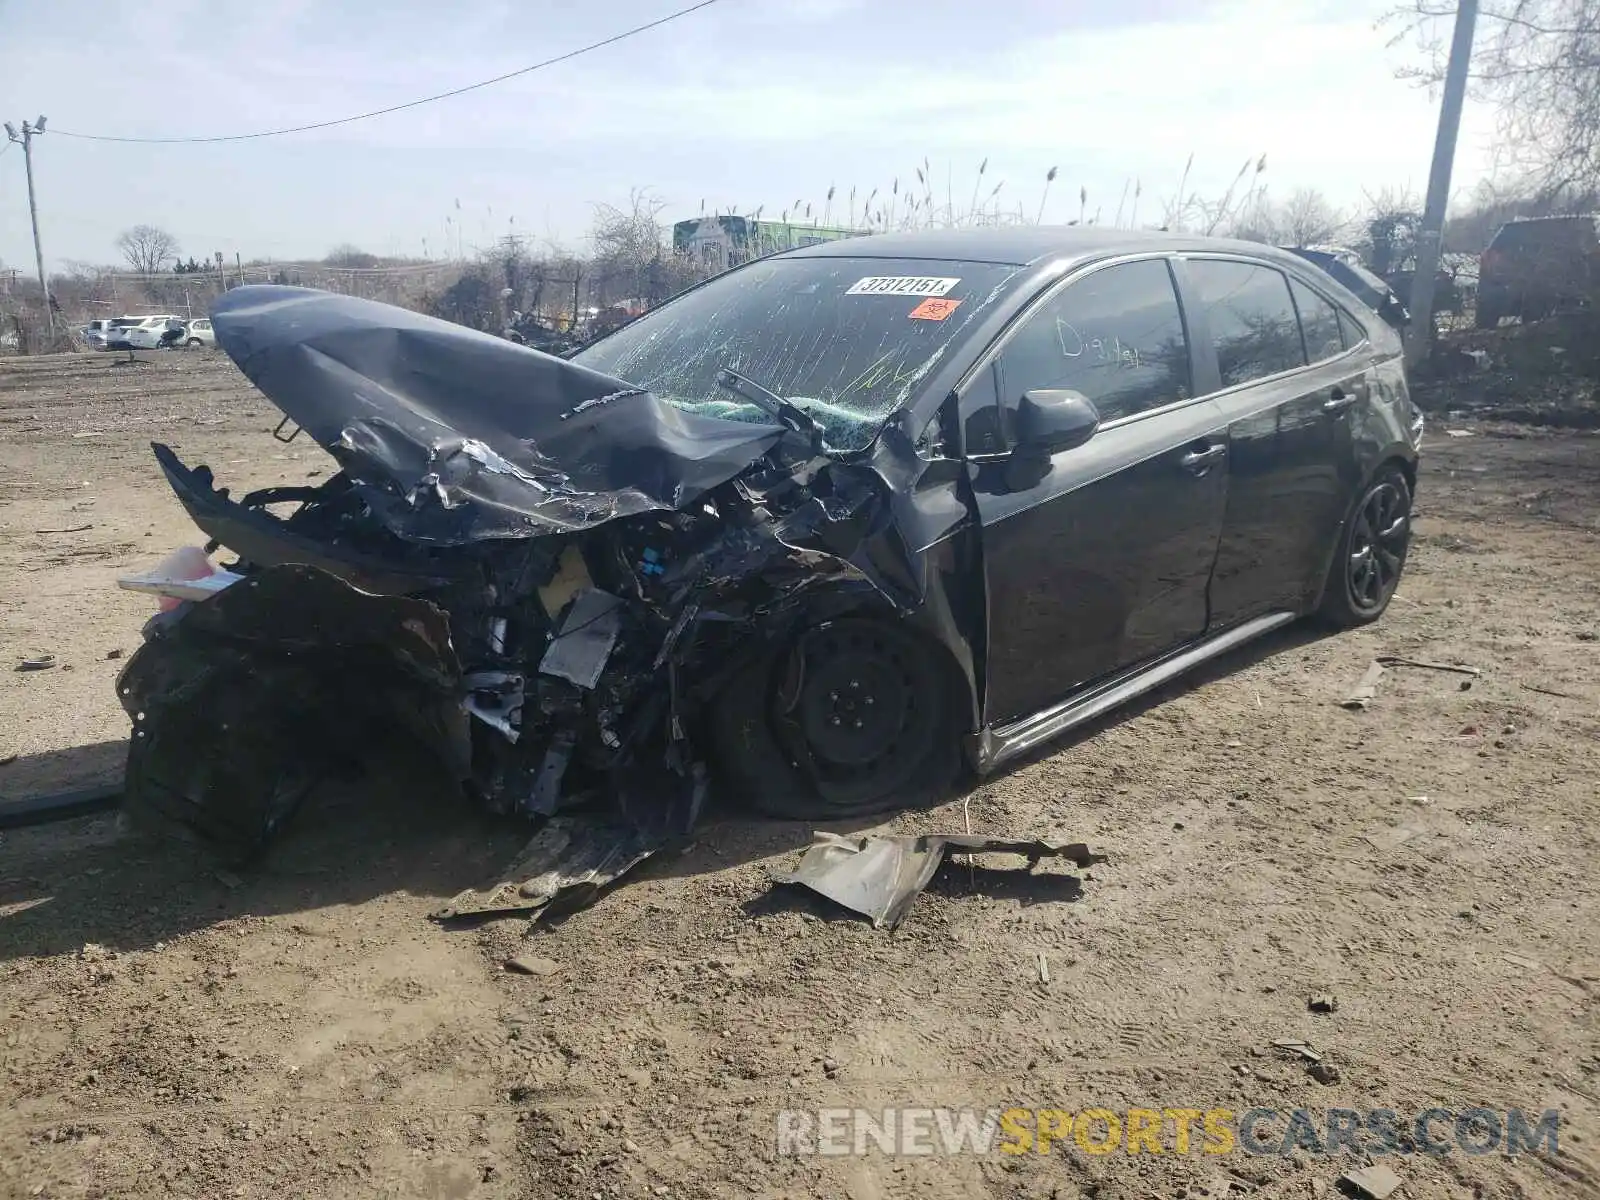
[118,227,1421,902]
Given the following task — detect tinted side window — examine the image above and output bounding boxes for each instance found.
[1000,259,1190,424]
[1289,278,1344,362]
[1189,260,1306,388]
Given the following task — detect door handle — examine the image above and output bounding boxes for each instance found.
[1323,386,1363,414]
[1178,444,1226,474]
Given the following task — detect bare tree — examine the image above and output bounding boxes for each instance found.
[1224,191,1283,243]
[325,244,380,269]
[589,189,670,306]
[116,225,180,275]
[1278,188,1343,246]
[1391,1,1600,198]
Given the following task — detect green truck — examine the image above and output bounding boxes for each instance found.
[672,216,864,273]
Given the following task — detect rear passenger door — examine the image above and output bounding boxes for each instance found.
[971,257,1231,725]
[1181,258,1365,626]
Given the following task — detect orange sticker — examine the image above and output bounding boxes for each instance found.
[909,297,962,321]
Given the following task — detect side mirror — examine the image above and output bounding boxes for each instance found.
[1016,389,1100,454]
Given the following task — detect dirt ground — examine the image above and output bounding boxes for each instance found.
[1,351,1597,1200]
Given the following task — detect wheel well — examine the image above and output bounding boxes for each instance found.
[1382,455,1417,497]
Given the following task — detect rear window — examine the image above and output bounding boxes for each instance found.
[573,256,1023,451]
[1188,260,1307,388]
[1331,259,1395,307]
[1491,217,1599,251]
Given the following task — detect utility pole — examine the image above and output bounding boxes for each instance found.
[4,116,53,342]
[1405,0,1477,368]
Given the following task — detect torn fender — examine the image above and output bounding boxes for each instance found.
[210,286,787,545]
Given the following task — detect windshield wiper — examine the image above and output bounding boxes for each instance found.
[716,366,822,447]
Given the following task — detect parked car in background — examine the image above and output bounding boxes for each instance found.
[185,317,216,348]
[104,316,145,351]
[1285,245,1410,332]
[122,227,1422,863]
[1477,215,1600,328]
[80,319,114,350]
[123,315,186,350]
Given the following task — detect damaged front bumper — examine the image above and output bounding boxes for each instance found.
[120,440,894,874]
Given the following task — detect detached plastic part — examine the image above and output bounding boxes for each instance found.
[119,546,241,609]
[776,832,1106,929]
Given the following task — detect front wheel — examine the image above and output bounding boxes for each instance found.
[1319,465,1412,628]
[707,617,962,820]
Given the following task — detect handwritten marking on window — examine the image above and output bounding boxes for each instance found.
[1056,319,1142,369]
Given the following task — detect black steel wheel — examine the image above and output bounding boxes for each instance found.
[1320,465,1412,627]
[708,617,961,820]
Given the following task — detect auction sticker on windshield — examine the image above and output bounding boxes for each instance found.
[909,297,963,321]
[846,276,961,297]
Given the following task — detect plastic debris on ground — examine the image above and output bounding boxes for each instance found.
[774,831,1106,930]
[1340,1163,1403,1199]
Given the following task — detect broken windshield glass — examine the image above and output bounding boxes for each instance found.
[572,257,1022,452]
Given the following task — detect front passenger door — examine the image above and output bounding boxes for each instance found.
[971,258,1231,726]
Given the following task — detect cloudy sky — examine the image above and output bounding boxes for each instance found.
[0,0,1497,272]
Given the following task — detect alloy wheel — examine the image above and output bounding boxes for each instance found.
[1347,480,1409,612]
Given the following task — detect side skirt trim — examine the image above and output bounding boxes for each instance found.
[970,611,1298,773]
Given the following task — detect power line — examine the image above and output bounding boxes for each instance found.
[50,0,723,145]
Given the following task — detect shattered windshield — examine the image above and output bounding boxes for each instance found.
[573,256,1022,452]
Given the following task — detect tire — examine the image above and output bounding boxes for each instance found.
[187,338,201,348]
[707,617,962,821]
[1319,465,1412,628]
[1474,303,1500,330]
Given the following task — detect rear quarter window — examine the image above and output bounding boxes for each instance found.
[1288,279,1344,363]
[1337,308,1367,350]
[1187,260,1307,388]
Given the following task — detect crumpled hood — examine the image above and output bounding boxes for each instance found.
[211,285,786,544]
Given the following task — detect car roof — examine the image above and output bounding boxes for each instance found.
[1500,214,1597,225]
[784,225,1313,269]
